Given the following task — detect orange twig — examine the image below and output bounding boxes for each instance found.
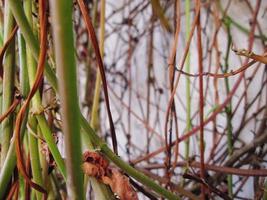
[0,92,21,123]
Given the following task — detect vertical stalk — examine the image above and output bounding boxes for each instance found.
[1,1,15,166]
[50,1,84,199]
[0,30,29,199]
[86,1,113,198]
[18,31,29,97]
[90,0,105,130]
[196,0,205,198]
[19,174,26,200]
[17,29,30,196]
[0,9,3,46]
[223,18,233,197]
[24,2,44,198]
[184,0,191,168]
[146,19,154,155]
[8,0,57,91]
[28,116,44,200]
[24,0,66,181]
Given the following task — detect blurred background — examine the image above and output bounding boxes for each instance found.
[70,0,267,199]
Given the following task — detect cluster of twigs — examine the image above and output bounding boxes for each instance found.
[97,0,267,199]
[0,0,266,199]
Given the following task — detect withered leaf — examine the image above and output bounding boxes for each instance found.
[82,151,138,200]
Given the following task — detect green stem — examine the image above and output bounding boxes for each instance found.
[223,20,233,198]
[19,174,26,200]
[8,0,57,90]
[223,16,267,41]
[24,0,66,181]
[0,140,17,197]
[218,1,267,42]
[103,144,180,199]
[50,1,84,199]
[90,0,105,130]
[0,26,30,198]
[0,19,32,199]
[0,1,15,166]
[0,9,3,46]
[36,115,67,180]
[24,8,44,199]
[18,31,29,97]
[184,0,191,171]
[28,116,44,200]
[80,115,180,200]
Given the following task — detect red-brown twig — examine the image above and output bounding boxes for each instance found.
[77,0,118,154]
[0,92,21,123]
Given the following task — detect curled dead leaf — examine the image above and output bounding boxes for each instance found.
[82,150,138,200]
[83,151,109,169]
[82,162,106,179]
[102,168,138,200]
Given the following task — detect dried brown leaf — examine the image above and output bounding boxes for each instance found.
[82,151,138,200]
[103,169,138,200]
